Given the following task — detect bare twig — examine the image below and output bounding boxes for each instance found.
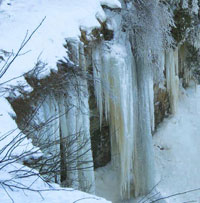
[0,17,46,79]
[150,188,200,203]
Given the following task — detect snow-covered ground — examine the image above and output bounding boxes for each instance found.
[154,84,200,202]
[0,162,111,203]
[95,84,200,203]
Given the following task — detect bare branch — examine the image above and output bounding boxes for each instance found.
[0,17,46,79]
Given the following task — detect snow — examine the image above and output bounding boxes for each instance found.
[0,163,110,203]
[0,0,120,85]
[95,163,120,203]
[154,84,200,202]
[182,0,189,9]
[181,0,199,14]
[191,0,199,14]
[100,0,121,9]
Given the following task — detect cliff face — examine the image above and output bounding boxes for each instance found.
[6,0,200,201]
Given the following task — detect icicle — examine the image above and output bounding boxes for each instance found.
[64,39,95,193]
[92,41,136,199]
[77,82,95,194]
[148,76,155,132]
[35,95,61,183]
[92,46,103,127]
[91,35,156,198]
[165,48,179,114]
[64,72,95,193]
[133,55,155,197]
[58,94,79,188]
[49,95,60,183]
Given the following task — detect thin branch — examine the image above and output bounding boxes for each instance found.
[0,17,46,79]
[150,187,200,203]
[1,183,14,203]
[73,197,101,203]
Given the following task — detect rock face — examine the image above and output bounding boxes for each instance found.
[154,84,170,128]
[90,117,110,169]
[8,60,95,193]
[89,86,111,169]
[5,0,200,201]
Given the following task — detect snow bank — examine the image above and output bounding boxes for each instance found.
[0,0,120,84]
[0,0,99,83]
[154,85,200,202]
[95,84,200,202]
[0,162,110,203]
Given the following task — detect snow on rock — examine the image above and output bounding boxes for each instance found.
[0,0,109,84]
[191,0,199,14]
[100,0,121,9]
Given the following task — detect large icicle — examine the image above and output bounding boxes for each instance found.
[92,39,139,198]
[67,39,95,193]
[76,83,95,194]
[133,55,155,197]
[165,48,179,114]
[57,94,79,188]
[91,23,156,199]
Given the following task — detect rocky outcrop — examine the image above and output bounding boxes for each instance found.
[154,84,170,128]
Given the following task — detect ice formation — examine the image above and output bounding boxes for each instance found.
[165,49,180,114]
[3,0,198,201]
[90,24,155,198]
[35,86,94,192]
[92,41,136,198]
[16,39,96,193]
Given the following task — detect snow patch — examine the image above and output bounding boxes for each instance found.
[100,0,121,9]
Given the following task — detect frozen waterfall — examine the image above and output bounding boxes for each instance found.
[91,36,155,198]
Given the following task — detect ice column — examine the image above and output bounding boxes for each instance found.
[165,48,179,114]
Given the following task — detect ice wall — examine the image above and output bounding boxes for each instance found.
[30,75,95,193]
[85,0,186,198]
[89,25,155,197]
[7,38,95,193]
[92,41,136,198]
